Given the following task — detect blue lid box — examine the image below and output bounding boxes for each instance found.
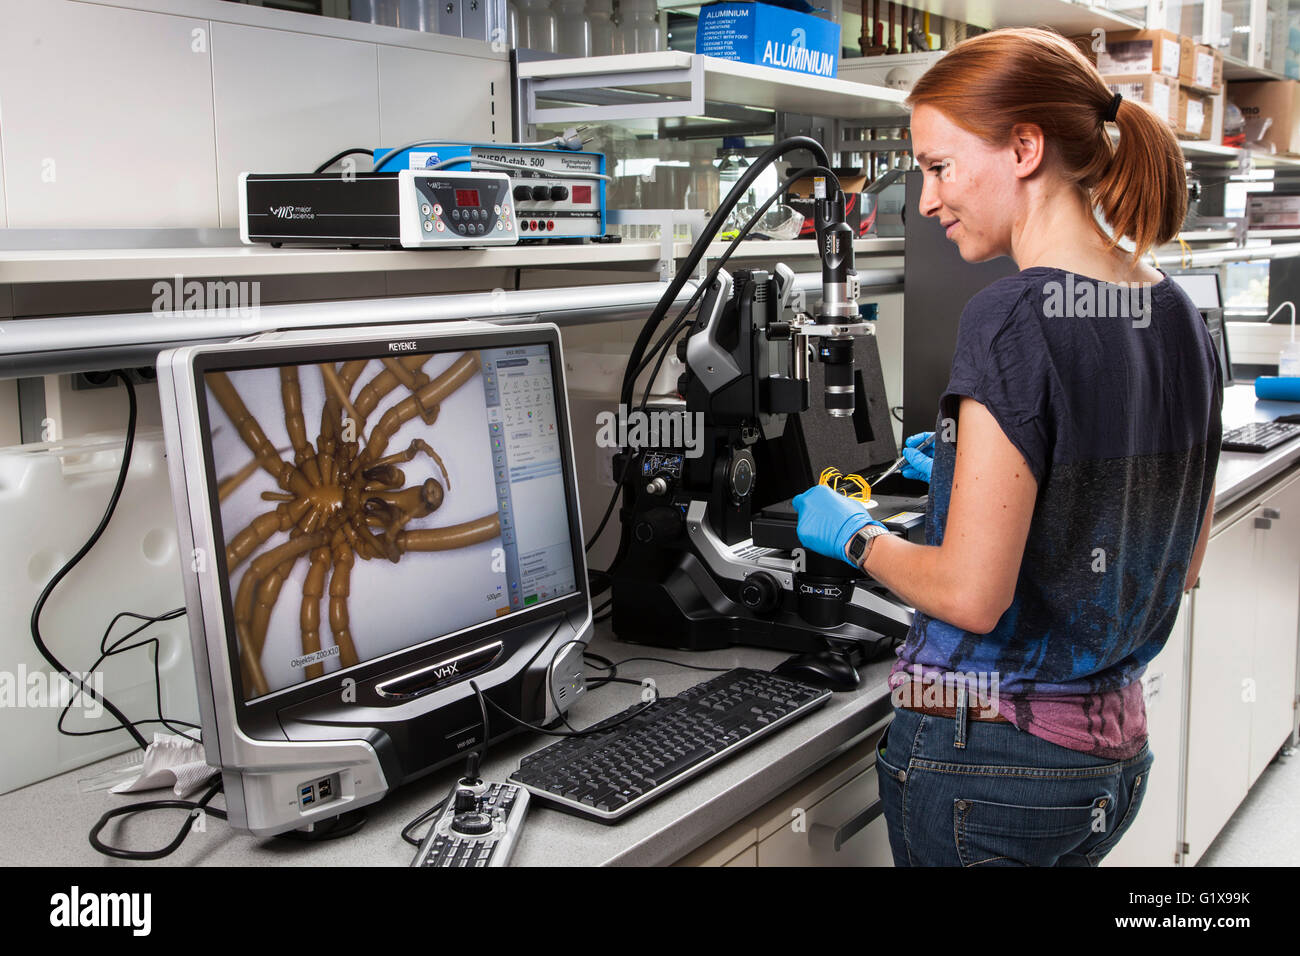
[696,2,840,79]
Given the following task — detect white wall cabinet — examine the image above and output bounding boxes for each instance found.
[1249,474,1300,781]
[0,0,510,229]
[675,729,892,867]
[1184,471,1300,865]
[1102,596,1190,867]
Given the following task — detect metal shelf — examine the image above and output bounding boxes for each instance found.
[0,236,903,286]
[1220,55,1293,83]
[879,0,1143,34]
[1173,141,1300,170]
[518,51,910,128]
[0,264,906,380]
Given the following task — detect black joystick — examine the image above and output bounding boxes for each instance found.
[450,810,494,835]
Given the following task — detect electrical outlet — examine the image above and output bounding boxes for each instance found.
[72,368,158,391]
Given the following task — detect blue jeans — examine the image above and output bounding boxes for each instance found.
[875,703,1154,866]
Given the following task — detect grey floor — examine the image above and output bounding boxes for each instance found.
[1198,739,1300,866]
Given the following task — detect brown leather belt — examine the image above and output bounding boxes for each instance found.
[891,679,1010,723]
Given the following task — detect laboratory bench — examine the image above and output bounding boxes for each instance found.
[0,383,1297,867]
[0,633,897,868]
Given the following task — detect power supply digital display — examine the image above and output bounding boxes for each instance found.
[572,185,592,204]
[455,189,480,208]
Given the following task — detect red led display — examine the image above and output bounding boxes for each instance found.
[572,185,592,204]
[455,189,480,207]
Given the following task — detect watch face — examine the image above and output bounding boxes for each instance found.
[849,532,868,560]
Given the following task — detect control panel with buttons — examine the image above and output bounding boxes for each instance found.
[510,173,601,240]
[398,170,516,248]
[372,143,606,241]
[410,780,530,867]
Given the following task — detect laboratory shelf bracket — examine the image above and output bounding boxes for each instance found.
[607,208,708,282]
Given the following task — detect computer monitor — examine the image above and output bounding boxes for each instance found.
[158,320,590,835]
[1170,270,1233,385]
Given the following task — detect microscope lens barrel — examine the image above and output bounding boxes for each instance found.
[821,337,855,417]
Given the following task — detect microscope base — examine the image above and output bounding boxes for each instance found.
[608,549,899,664]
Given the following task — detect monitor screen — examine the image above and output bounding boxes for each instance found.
[201,342,578,702]
[1171,270,1233,385]
[1170,271,1223,311]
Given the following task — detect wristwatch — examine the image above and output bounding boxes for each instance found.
[846,523,891,566]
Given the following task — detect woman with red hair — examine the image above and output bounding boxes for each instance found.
[794,28,1222,866]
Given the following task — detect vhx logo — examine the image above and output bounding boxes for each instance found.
[49,886,151,937]
[388,341,419,352]
[433,661,459,679]
[268,205,313,220]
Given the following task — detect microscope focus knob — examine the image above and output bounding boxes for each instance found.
[730,454,755,498]
[634,507,683,544]
[645,476,670,496]
[740,572,780,613]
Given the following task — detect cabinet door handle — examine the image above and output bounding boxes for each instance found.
[1256,517,1273,530]
[1261,507,1281,520]
[808,798,884,853]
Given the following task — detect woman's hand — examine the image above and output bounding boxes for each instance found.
[792,484,885,567]
[901,432,935,483]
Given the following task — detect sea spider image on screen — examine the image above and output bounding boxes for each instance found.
[206,351,506,700]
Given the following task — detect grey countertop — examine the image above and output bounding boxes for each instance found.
[0,632,895,868]
[1215,383,1300,512]
[1,381,1295,867]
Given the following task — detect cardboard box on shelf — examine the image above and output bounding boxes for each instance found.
[1183,44,1223,94]
[1103,73,1178,126]
[1229,80,1300,155]
[1249,195,1300,228]
[1176,88,1212,139]
[695,2,840,78]
[1096,29,1193,81]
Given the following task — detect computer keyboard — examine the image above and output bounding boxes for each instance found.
[509,667,831,822]
[1222,420,1300,453]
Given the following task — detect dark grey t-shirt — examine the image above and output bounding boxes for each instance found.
[889,267,1223,758]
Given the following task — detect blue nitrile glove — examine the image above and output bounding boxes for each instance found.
[901,431,935,483]
[792,484,885,567]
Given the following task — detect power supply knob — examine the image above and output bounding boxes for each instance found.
[512,185,531,201]
[450,811,494,835]
[549,186,569,201]
[740,572,780,613]
[530,185,550,201]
